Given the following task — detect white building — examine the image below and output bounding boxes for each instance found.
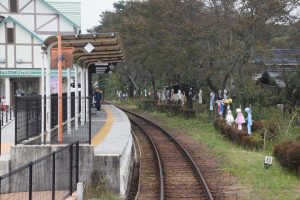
[0,0,81,106]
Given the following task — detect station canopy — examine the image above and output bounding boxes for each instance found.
[42,33,125,69]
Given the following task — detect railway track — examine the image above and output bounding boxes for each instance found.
[122,108,213,200]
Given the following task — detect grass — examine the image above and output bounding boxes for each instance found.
[85,170,120,200]
[137,109,300,200]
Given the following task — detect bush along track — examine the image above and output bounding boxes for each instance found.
[130,108,300,200]
[273,139,300,174]
[214,117,300,174]
[214,118,264,150]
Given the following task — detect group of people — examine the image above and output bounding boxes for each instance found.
[210,89,252,135]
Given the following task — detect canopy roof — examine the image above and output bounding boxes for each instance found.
[42,33,125,68]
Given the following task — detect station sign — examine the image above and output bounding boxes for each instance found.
[51,47,74,68]
[0,68,75,77]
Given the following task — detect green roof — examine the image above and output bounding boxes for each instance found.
[41,0,80,28]
[45,0,81,27]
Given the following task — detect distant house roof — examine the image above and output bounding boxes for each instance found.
[45,0,81,27]
[255,49,300,66]
[0,16,43,43]
[271,49,300,65]
[256,71,286,88]
[42,0,80,29]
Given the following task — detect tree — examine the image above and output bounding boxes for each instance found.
[90,0,299,104]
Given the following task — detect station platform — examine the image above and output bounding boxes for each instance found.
[92,105,131,155]
[0,104,134,198]
[0,119,15,155]
[91,105,133,196]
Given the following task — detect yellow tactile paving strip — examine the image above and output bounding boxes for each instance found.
[91,106,115,146]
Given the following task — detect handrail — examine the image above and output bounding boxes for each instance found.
[0,105,15,127]
[0,141,79,179]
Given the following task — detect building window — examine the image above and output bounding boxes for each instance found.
[10,0,18,13]
[7,28,15,44]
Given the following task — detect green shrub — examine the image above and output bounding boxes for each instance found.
[181,109,196,118]
[252,120,279,140]
[214,117,263,149]
[138,100,156,111]
[84,171,119,200]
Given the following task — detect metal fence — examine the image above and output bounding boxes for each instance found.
[0,103,15,128]
[0,141,79,200]
[0,103,15,155]
[15,96,42,145]
[15,93,91,145]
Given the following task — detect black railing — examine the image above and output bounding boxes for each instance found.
[15,96,42,145]
[15,94,91,145]
[0,105,15,128]
[0,141,79,200]
[0,104,15,156]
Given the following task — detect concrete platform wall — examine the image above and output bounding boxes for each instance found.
[0,105,134,197]
[1,142,133,196]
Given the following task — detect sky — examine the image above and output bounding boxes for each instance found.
[80,0,299,33]
[81,0,118,33]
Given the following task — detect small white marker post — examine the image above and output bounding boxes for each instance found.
[264,156,273,169]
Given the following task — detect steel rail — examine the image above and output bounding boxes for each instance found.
[131,131,142,200]
[121,107,214,200]
[130,119,164,200]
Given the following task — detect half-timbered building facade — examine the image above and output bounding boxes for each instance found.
[0,0,80,106]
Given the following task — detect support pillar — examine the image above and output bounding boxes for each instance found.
[45,43,57,143]
[67,68,71,134]
[4,78,10,107]
[80,68,85,126]
[41,51,46,144]
[57,34,63,144]
[74,65,79,130]
[85,68,89,123]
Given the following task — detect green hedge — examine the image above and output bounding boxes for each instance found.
[252,120,279,139]
[138,100,157,110]
[156,104,196,118]
[273,140,300,173]
[214,118,264,149]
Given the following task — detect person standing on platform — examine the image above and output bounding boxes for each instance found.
[94,88,102,111]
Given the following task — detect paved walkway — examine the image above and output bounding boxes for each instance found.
[0,105,133,198]
[49,109,106,144]
[92,105,131,155]
[0,120,15,155]
[0,104,130,156]
[0,107,107,155]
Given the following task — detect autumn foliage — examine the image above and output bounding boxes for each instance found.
[214,118,264,149]
[273,140,300,173]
